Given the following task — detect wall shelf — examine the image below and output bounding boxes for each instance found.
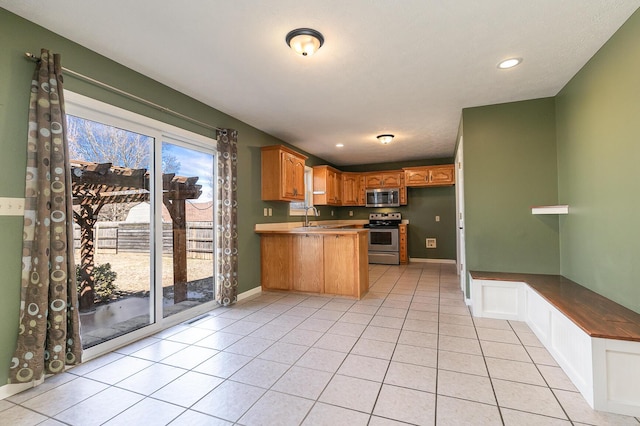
[531,205,569,215]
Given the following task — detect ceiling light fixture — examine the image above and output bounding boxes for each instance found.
[377,134,394,144]
[286,28,324,56]
[336,143,344,148]
[497,58,522,69]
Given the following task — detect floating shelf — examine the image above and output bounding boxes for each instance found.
[531,205,569,215]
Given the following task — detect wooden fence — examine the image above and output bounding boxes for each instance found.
[73,221,214,260]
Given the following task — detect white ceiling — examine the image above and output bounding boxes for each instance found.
[2,1,639,166]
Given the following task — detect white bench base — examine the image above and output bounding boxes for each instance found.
[470,276,640,417]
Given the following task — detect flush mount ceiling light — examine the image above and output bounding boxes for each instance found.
[498,57,523,69]
[377,134,394,144]
[336,143,344,148]
[286,28,324,56]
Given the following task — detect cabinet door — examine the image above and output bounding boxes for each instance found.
[404,168,430,187]
[332,171,342,204]
[292,234,324,293]
[365,174,383,189]
[260,235,292,290]
[381,172,402,188]
[282,152,305,200]
[428,165,455,186]
[342,173,360,206]
[399,224,408,264]
[324,234,356,296]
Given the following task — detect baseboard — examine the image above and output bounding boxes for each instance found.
[409,258,456,264]
[238,286,262,301]
[0,377,43,400]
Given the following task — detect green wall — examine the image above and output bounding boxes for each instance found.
[556,8,640,313]
[462,98,560,276]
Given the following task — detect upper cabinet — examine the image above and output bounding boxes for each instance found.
[313,165,342,206]
[403,165,455,187]
[364,171,403,189]
[261,145,307,201]
[342,172,363,206]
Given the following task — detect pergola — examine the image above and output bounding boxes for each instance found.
[70,160,203,311]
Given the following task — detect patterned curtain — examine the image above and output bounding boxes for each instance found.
[9,49,82,384]
[215,129,239,306]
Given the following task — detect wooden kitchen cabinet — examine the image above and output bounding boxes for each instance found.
[342,172,363,206]
[261,145,307,201]
[403,164,455,187]
[323,233,369,298]
[260,234,292,290]
[313,165,342,205]
[364,171,403,189]
[291,234,324,293]
[399,224,408,264]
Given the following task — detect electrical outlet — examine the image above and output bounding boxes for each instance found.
[349,211,353,217]
[331,210,334,216]
[263,207,268,217]
[426,238,437,248]
[435,215,440,222]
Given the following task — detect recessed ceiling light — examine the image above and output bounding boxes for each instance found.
[336,143,344,148]
[498,58,522,69]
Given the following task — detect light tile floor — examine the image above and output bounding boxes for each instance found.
[3,263,640,425]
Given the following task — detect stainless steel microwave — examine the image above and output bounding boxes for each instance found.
[365,188,400,207]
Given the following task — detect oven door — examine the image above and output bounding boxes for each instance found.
[368,228,399,252]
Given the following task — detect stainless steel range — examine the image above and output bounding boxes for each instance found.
[365,212,401,265]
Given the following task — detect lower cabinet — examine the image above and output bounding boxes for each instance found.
[260,232,369,298]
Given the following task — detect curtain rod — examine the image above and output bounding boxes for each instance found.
[25,52,221,133]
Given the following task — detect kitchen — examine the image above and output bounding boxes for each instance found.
[256,144,457,298]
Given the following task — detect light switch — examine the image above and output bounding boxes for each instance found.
[268,208,272,216]
[435,216,440,222]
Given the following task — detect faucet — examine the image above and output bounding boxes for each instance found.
[304,206,319,227]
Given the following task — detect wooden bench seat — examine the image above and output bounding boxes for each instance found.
[469,271,640,417]
[470,271,640,342]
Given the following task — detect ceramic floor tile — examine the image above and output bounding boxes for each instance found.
[323,300,354,312]
[191,380,265,422]
[280,328,325,346]
[501,408,572,425]
[295,347,348,373]
[492,379,567,420]
[481,340,531,362]
[436,395,502,426]
[160,345,218,369]
[384,361,436,392]
[286,306,320,318]
[397,329,438,349]
[361,325,401,343]
[392,344,437,368]
[22,377,109,416]
[473,317,513,330]
[192,316,237,331]
[194,331,243,350]
[116,362,186,395]
[170,410,232,426]
[437,369,496,405]
[313,333,358,353]
[438,323,477,339]
[272,366,333,400]
[224,336,274,357]
[406,309,439,322]
[298,297,332,309]
[165,326,215,344]
[376,307,408,318]
[248,323,294,340]
[54,386,144,426]
[337,354,390,382]
[128,340,189,362]
[220,319,263,335]
[485,357,545,386]
[2,405,49,425]
[412,296,439,305]
[373,384,435,424]
[537,364,578,391]
[151,370,224,407]
[7,372,76,404]
[526,345,559,366]
[67,351,126,376]
[348,303,381,315]
[476,327,521,344]
[369,315,405,329]
[402,318,439,334]
[350,338,396,360]
[239,390,314,426]
[516,330,544,347]
[438,350,488,376]
[438,313,474,326]
[438,335,482,355]
[553,388,639,425]
[229,358,289,388]
[381,300,411,310]
[410,302,439,313]
[37,419,67,426]
[438,305,469,316]
[192,351,252,378]
[257,341,309,364]
[242,311,280,324]
[339,312,374,325]
[302,402,370,426]
[319,374,381,413]
[103,397,184,425]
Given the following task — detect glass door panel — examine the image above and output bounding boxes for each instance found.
[67,115,154,348]
[161,142,215,317]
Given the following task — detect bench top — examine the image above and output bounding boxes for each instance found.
[470,271,640,342]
